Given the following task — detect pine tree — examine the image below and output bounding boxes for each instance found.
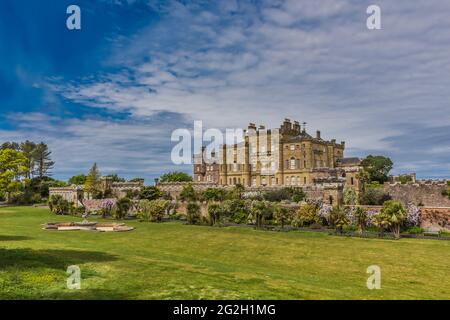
[32,142,55,179]
[84,163,102,199]
[20,140,37,179]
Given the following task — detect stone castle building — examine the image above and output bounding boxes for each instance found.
[194,118,361,193]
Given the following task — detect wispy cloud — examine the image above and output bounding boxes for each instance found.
[2,0,450,179]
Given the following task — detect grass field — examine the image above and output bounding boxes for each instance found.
[0,206,449,299]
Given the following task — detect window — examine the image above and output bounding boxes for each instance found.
[286,177,290,185]
[262,177,267,185]
[290,144,295,151]
[304,177,307,184]
[351,177,354,185]
[252,178,256,186]
[271,177,276,185]
[197,176,201,181]
[290,158,296,169]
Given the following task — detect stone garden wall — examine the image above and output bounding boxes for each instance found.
[383,181,450,207]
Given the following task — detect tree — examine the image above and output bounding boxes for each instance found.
[372,212,391,238]
[273,203,291,229]
[138,199,168,222]
[1,142,20,151]
[19,140,37,179]
[114,197,132,219]
[360,187,391,205]
[354,206,368,235]
[139,186,162,201]
[0,149,28,201]
[207,202,222,226]
[360,155,393,184]
[249,200,271,229]
[328,206,349,233]
[159,171,192,183]
[186,202,201,225]
[68,174,87,185]
[179,183,197,202]
[292,203,319,227]
[32,142,55,179]
[203,188,227,202]
[231,184,245,200]
[84,163,102,199]
[381,200,406,239]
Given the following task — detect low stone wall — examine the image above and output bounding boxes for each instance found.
[383,181,450,207]
[159,182,343,206]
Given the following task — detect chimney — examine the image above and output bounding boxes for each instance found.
[316,130,321,139]
[259,125,266,130]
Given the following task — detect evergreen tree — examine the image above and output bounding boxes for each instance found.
[84,163,102,199]
[20,140,37,179]
[32,142,55,179]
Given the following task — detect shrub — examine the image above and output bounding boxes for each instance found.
[138,199,168,222]
[292,203,319,227]
[139,186,162,201]
[360,187,391,205]
[263,188,292,202]
[405,226,423,234]
[99,199,116,218]
[186,202,201,225]
[406,203,421,227]
[114,197,132,219]
[48,195,70,215]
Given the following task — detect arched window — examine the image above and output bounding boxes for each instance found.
[286,176,290,185]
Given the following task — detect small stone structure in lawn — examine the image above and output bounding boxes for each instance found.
[42,221,134,232]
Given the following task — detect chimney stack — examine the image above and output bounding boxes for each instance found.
[316,130,321,139]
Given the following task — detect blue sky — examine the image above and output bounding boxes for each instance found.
[1,0,450,183]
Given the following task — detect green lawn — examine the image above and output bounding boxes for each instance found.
[0,206,449,300]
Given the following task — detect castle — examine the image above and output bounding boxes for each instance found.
[193,118,362,195]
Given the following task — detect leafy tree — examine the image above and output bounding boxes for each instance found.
[207,202,223,226]
[114,197,132,219]
[354,206,368,235]
[99,199,116,218]
[179,183,197,202]
[381,200,406,239]
[292,203,319,227]
[360,155,393,184]
[203,188,227,202]
[84,163,102,199]
[138,199,168,222]
[398,174,413,184]
[372,212,391,238]
[186,202,201,224]
[343,187,357,206]
[159,171,192,183]
[68,174,87,185]
[329,206,350,234]
[273,203,291,229]
[249,200,272,229]
[32,142,55,179]
[0,149,28,201]
[139,186,162,201]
